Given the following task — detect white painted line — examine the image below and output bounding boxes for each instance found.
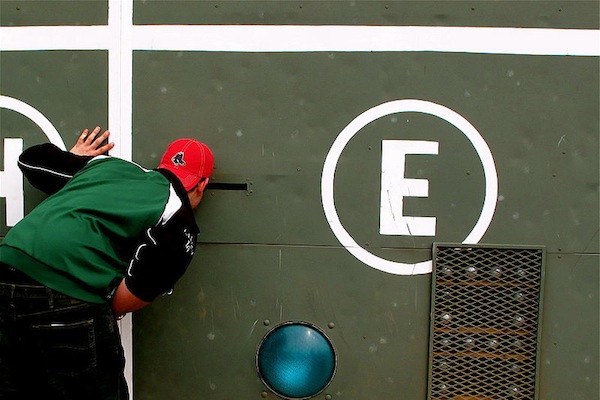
[107,0,133,161]
[0,26,110,51]
[132,25,600,56]
[106,2,134,398]
[1,25,598,56]
[0,95,65,150]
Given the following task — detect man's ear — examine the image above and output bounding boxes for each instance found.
[198,178,210,192]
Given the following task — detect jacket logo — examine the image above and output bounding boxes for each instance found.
[172,152,186,166]
[184,229,195,255]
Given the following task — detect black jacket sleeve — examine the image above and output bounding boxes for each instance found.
[123,194,199,303]
[18,143,93,195]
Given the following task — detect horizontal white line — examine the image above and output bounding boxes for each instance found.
[0,26,111,51]
[0,25,598,56]
[133,25,600,56]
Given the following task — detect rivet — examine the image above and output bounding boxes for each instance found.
[263,319,270,326]
[328,322,335,329]
[513,315,525,326]
[261,391,268,398]
[466,266,477,277]
[463,337,475,349]
[513,292,524,301]
[441,313,451,324]
[325,395,332,400]
[508,385,520,396]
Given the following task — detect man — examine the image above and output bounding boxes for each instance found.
[0,127,214,399]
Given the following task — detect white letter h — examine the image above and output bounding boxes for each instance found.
[0,138,24,227]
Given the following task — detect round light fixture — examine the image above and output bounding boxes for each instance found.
[256,321,337,399]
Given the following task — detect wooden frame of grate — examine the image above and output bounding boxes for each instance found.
[428,243,546,400]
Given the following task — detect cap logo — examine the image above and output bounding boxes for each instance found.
[171,151,186,166]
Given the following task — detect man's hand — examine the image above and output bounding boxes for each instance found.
[70,126,115,156]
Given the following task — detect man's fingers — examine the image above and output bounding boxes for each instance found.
[97,142,115,154]
[93,130,110,145]
[85,126,101,143]
[71,127,114,156]
[81,127,108,147]
[79,129,89,143]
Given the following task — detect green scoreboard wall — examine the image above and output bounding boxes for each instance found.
[1,1,598,399]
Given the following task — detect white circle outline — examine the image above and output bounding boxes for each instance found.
[0,95,66,150]
[321,99,498,275]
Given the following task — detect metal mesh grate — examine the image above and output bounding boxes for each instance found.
[428,244,545,400]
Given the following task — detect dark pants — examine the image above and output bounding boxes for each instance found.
[0,264,128,400]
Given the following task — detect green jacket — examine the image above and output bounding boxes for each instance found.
[0,144,199,303]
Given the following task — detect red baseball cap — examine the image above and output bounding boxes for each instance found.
[158,139,214,190]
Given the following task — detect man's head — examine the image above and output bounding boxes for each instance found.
[158,139,214,208]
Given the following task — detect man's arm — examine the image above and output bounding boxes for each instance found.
[18,144,91,194]
[114,188,198,316]
[112,280,151,316]
[120,222,196,304]
[18,127,114,195]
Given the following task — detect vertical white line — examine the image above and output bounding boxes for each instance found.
[119,0,133,162]
[108,0,133,161]
[107,0,121,158]
[120,313,134,400]
[109,1,134,398]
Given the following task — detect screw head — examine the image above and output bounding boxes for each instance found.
[466,266,477,277]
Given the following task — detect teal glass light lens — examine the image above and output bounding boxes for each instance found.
[256,322,337,399]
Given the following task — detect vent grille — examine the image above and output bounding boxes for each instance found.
[429,244,545,400]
